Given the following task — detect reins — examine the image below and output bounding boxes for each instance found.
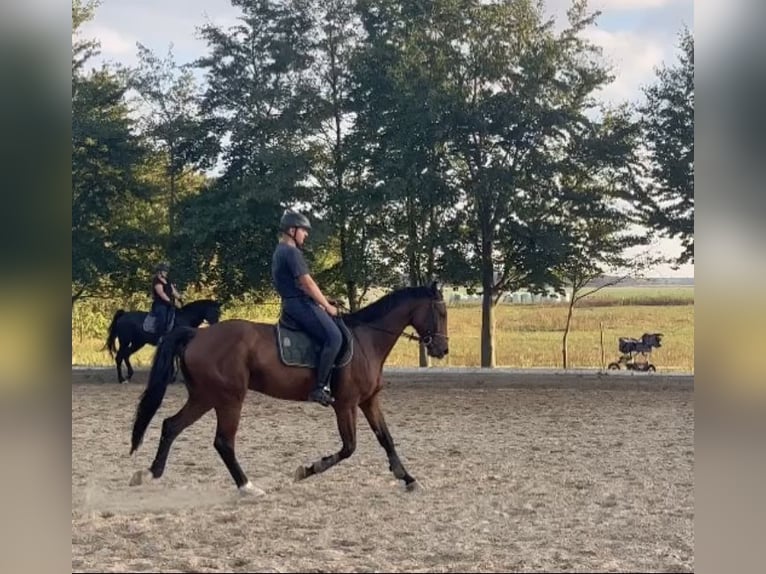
[334,300,449,346]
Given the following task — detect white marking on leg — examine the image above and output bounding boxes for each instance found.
[128,469,153,486]
[238,481,265,497]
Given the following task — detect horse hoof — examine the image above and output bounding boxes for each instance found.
[128,469,153,486]
[239,482,265,497]
[294,465,310,482]
[405,480,420,492]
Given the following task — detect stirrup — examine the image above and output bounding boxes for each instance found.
[308,386,334,407]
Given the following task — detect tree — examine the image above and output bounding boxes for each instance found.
[72,0,100,79]
[127,43,218,247]
[437,0,615,366]
[352,0,459,365]
[72,0,154,304]
[190,0,318,299]
[553,107,660,368]
[306,0,384,311]
[354,0,449,282]
[639,27,694,266]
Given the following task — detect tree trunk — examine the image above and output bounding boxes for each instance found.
[71,288,86,308]
[169,168,176,247]
[346,280,358,312]
[562,296,576,369]
[419,204,437,368]
[480,198,495,367]
[481,290,495,367]
[408,248,430,367]
[418,342,430,368]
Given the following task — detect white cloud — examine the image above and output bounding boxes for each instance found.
[77,0,245,71]
[590,0,685,9]
[544,0,687,20]
[581,28,667,105]
[78,23,137,59]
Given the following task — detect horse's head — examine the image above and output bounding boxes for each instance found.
[178,299,222,327]
[411,281,449,359]
[204,301,222,325]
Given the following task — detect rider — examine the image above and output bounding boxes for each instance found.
[151,261,181,338]
[272,210,341,407]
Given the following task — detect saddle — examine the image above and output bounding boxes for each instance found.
[275,312,353,369]
[142,312,174,335]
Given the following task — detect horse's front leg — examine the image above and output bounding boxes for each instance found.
[125,342,144,382]
[114,351,124,384]
[114,338,128,384]
[360,393,418,490]
[295,405,356,481]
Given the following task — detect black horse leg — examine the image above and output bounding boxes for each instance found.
[114,339,127,384]
[295,406,357,481]
[129,398,210,486]
[125,342,145,382]
[213,402,258,493]
[360,393,417,490]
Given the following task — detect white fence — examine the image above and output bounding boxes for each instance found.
[448,289,570,305]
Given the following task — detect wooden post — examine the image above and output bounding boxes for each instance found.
[600,322,605,371]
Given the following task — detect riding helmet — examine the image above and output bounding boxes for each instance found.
[279,210,312,232]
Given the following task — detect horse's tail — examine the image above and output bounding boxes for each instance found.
[104,309,125,357]
[130,327,197,455]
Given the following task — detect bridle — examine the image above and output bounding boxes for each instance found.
[355,299,449,348]
[409,300,449,348]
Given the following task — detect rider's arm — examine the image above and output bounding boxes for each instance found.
[297,273,332,310]
[154,282,173,304]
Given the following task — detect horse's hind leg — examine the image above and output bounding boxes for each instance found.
[295,406,356,481]
[213,402,261,495]
[114,354,124,384]
[129,397,210,486]
[360,393,418,490]
[114,343,127,384]
[125,343,145,382]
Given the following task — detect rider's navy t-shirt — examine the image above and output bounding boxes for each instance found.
[152,276,174,306]
[272,242,310,299]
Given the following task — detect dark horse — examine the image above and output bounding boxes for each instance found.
[128,282,449,494]
[105,299,222,383]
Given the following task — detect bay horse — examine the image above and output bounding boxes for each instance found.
[128,281,449,494]
[105,299,222,383]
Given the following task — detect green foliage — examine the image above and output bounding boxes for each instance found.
[72,5,156,302]
[181,0,318,300]
[353,0,459,293]
[639,27,694,266]
[554,105,658,295]
[127,43,219,243]
[70,0,694,371]
[304,0,388,308]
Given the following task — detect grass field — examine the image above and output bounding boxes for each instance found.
[72,286,693,373]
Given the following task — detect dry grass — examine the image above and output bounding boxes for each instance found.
[388,304,693,371]
[72,289,693,373]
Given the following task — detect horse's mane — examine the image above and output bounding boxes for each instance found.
[180,299,219,310]
[343,285,437,327]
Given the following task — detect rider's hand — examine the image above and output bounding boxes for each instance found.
[325,304,339,317]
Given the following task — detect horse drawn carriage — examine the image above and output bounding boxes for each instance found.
[607,332,663,372]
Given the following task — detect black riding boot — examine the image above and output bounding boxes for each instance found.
[308,347,336,407]
[308,384,334,407]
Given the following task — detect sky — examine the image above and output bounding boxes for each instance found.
[77,0,694,279]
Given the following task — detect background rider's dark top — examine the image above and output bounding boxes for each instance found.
[152,276,174,307]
